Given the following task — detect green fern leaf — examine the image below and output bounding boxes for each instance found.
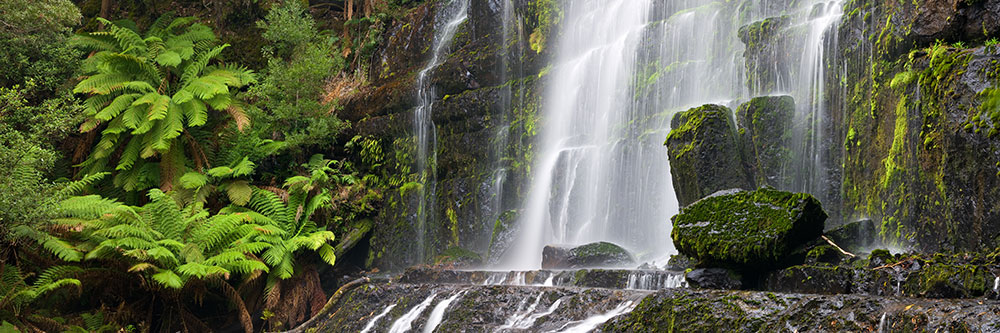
[317,244,336,266]
[152,269,183,289]
[95,93,140,121]
[179,172,208,189]
[226,181,253,206]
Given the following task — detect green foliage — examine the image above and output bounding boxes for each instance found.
[0,0,82,99]
[243,0,346,158]
[225,155,343,284]
[0,265,81,327]
[72,14,256,192]
[41,190,269,289]
[176,157,257,206]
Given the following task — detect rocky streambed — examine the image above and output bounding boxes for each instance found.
[299,266,1000,332]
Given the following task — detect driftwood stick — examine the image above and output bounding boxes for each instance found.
[821,235,856,258]
[282,276,371,333]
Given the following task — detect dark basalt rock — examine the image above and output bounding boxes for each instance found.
[671,187,827,267]
[665,254,695,271]
[542,242,636,269]
[736,95,795,189]
[685,268,742,290]
[762,264,852,295]
[665,104,752,207]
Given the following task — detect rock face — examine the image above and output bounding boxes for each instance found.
[671,187,827,267]
[835,1,1000,252]
[542,242,635,269]
[737,95,795,189]
[666,104,751,207]
[350,1,550,271]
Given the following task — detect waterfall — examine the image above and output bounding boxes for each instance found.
[500,0,850,269]
[877,312,887,333]
[423,291,466,333]
[506,0,659,270]
[388,292,439,333]
[412,0,469,263]
[360,304,396,333]
[787,0,844,202]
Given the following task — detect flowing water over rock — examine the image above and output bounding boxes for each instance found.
[412,0,470,263]
[502,0,850,269]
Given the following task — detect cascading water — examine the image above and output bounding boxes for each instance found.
[388,292,439,333]
[503,0,849,269]
[360,304,397,333]
[786,0,844,203]
[549,300,637,333]
[423,291,466,333]
[506,0,663,270]
[412,0,470,263]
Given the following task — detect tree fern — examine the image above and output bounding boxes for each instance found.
[72,14,256,193]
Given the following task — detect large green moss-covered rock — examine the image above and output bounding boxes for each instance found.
[737,95,795,189]
[671,187,827,267]
[666,104,752,207]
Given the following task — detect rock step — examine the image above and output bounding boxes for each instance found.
[399,267,687,290]
[311,282,1000,332]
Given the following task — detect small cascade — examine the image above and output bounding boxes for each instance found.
[360,304,397,333]
[625,271,687,290]
[412,0,470,264]
[424,291,467,333]
[994,276,998,292]
[877,312,887,333]
[388,292,439,333]
[549,300,637,333]
[501,297,565,331]
[542,274,555,287]
[497,292,545,331]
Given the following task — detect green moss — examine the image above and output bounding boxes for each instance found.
[671,188,827,267]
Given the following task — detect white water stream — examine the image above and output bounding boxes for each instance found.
[360,303,397,333]
[388,292,439,333]
[412,0,469,263]
[423,291,467,333]
[548,300,637,333]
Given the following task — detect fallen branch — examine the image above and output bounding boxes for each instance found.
[821,235,856,258]
[282,276,371,333]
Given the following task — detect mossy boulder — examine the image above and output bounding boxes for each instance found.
[736,95,795,188]
[542,242,635,269]
[666,104,752,207]
[671,187,827,267]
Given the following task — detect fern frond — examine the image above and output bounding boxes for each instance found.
[54,172,109,199]
[146,189,185,240]
[230,157,256,177]
[179,172,208,189]
[225,181,253,206]
[95,93,140,121]
[115,138,143,171]
[317,243,336,266]
[152,269,183,289]
[179,99,208,127]
[71,32,119,52]
[12,226,84,262]
[180,44,228,86]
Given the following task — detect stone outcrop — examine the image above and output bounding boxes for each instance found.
[666,104,751,207]
[737,95,796,188]
[835,0,1000,252]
